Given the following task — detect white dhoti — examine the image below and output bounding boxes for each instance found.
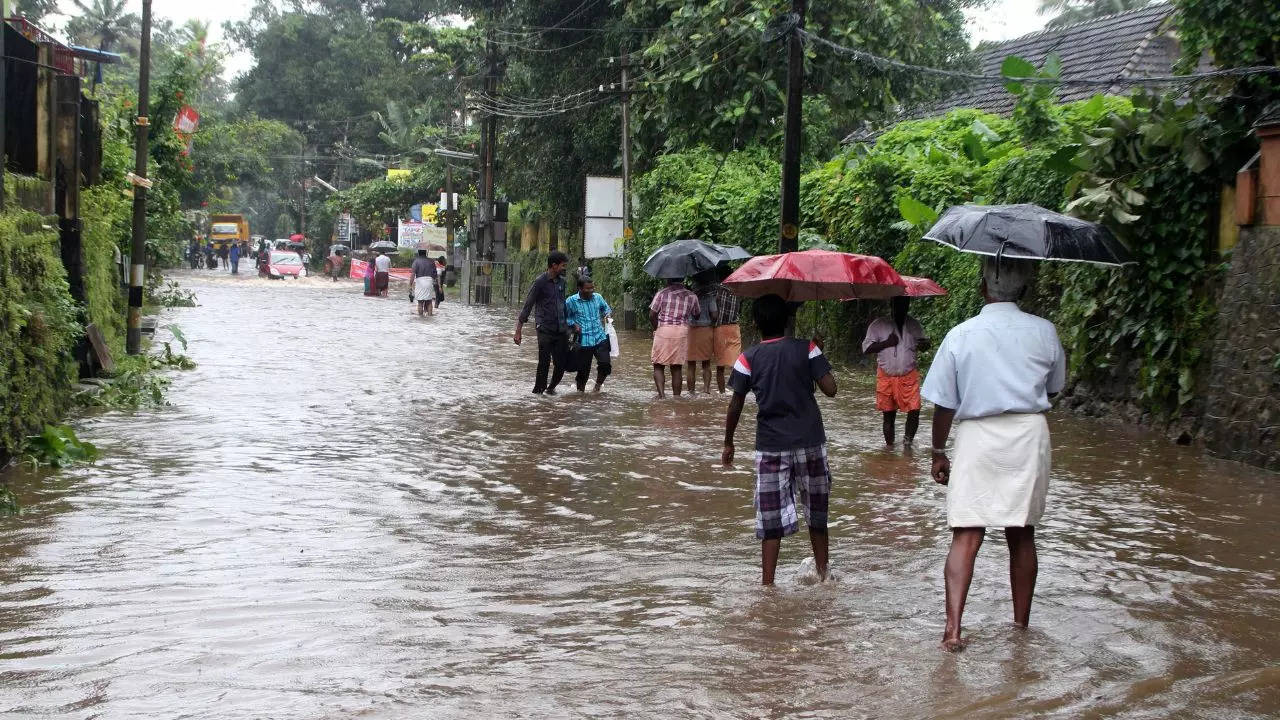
[948,412,1050,528]
[414,276,435,302]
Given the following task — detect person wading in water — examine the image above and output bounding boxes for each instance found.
[514,251,570,395]
[922,257,1066,651]
[723,294,839,585]
[862,296,930,446]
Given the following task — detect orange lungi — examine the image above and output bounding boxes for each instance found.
[651,325,690,366]
[713,324,741,368]
[686,326,714,363]
[876,367,921,412]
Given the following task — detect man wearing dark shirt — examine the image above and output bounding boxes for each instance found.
[723,294,839,585]
[514,251,570,395]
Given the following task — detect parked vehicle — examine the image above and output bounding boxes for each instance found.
[260,250,307,279]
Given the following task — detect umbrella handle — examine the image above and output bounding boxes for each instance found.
[994,238,1009,277]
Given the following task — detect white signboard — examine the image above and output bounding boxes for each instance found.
[584,176,624,259]
[439,192,459,211]
[398,220,425,248]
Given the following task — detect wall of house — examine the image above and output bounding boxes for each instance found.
[1203,225,1280,471]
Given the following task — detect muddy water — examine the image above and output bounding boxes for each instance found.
[1,270,1278,719]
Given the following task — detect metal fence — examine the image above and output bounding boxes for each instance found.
[461,255,521,307]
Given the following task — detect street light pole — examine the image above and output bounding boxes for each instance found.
[778,0,806,254]
[126,0,153,355]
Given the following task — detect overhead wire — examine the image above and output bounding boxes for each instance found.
[797,27,1280,87]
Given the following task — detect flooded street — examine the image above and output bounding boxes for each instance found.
[2,270,1278,718]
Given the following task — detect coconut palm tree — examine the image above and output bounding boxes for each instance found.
[65,0,140,55]
[1037,0,1153,29]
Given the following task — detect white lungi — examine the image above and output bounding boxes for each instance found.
[414,276,436,301]
[948,412,1050,528]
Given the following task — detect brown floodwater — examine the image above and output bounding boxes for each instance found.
[2,269,1278,718]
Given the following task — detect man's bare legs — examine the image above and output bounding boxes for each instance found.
[652,364,666,398]
[761,538,781,585]
[716,365,728,393]
[904,409,920,445]
[700,360,712,393]
[1005,526,1037,628]
[685,362,697,394]
[943,527,985,651]
[762,529,829,586]
[882,410,897,446]
[809,528,829,580]
[671,366,683,397]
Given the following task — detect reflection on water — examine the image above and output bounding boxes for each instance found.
[1,270,1277,718]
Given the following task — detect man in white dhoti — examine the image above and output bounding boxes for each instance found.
[410,249,439,317]
[921,257,1066,651]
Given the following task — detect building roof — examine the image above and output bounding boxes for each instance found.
[844,3,1181,142]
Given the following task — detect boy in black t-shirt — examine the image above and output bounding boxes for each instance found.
[723,294,839,585]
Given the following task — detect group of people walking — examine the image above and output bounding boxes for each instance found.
[187,239,243,274]
[513,252,615,394]
[513,251,1068,651]
[723,256,1065,651]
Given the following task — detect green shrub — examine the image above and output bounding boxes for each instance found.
[81,185,131,354]
[0,210,81,461]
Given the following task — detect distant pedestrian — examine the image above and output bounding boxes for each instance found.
[514,251,570,395]
[374,250,391,296]
[566,276,613,393]
[649,278,700,398]
[723,294,838,585]
[685,271,718,394]
[363,255,377,296]
[230,242,241,275]
[218,244,229,271]
[712,266,742,394]
[922,257,1066,652]
[862,296,930,446]
[188,238,200,269]
[411,249,438,317]
[434,257,447,309]
[205,242,216,269]
[326,250,345,282]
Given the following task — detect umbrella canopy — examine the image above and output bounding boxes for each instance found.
[901,275,947,297]
[924,203,1134,267]
[711,243,753,262]
[369,240,398,251]
[289,233,305,242]
[723,249,906,301]
[643,239,732,279]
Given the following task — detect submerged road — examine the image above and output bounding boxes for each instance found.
[2,270,1278,718]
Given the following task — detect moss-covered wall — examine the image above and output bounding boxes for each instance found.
[0,209,81,462]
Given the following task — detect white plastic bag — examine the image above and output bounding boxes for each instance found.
[606,318,620,358]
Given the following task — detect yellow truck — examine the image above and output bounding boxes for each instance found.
[209,214,249,251]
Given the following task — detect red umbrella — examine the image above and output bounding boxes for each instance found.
[901,275,947,297]
[289,233,305,242]
[723,249,906,301]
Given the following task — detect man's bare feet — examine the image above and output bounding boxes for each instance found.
[592,383,602,393]
[940,635,967,652]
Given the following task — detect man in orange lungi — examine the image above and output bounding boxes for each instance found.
[862,296,930,446]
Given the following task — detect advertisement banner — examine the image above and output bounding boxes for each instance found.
[397,220,425,248]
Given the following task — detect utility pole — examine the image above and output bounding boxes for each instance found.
[1,0,7,213]
[126,0,152,355]
[778,0,806,254]
[445,164,456,262]
[620,51,636,330]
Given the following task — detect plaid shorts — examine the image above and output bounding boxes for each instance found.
[754,444,831,540]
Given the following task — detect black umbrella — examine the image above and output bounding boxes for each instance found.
[923,204,1135,267]
[711,243,753,262]
[643,239,733,279]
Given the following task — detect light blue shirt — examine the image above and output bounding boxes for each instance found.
[921,302,1066,421]
[565,293,612,347]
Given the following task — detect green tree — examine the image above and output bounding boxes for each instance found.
[65,0,141,54]
[13,0,60,25]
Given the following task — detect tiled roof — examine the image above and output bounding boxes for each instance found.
[843,3,1180,142]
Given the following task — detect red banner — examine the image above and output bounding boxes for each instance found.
[349,259,411,281]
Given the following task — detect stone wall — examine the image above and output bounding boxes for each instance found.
[1203,226,1280,471]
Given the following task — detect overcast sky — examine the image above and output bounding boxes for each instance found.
[51,0,1051,82]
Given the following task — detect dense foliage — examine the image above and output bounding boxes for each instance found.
[0,209,80,462]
